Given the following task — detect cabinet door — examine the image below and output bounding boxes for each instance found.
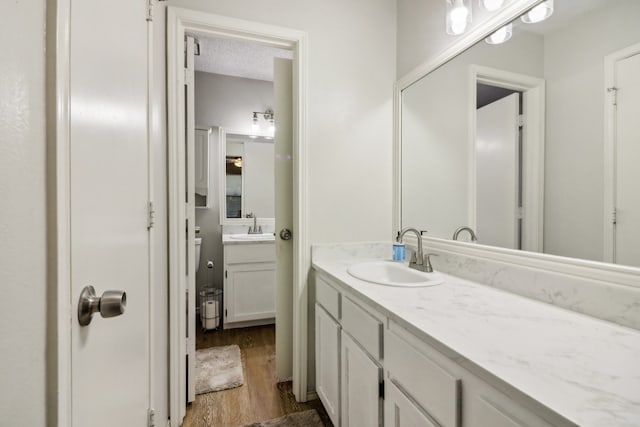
[385,381,439,427]
[224,262,275,323]
[341,331,382,427]
[316,304,341,426]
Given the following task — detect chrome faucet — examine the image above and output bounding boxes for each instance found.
[246,212,262,234]
[452,226,477,242]
[397,227,432,272]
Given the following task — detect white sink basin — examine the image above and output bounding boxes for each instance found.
[228,233,275,241]
[347,261,443,287]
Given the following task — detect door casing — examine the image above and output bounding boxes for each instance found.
[167,7,310,426]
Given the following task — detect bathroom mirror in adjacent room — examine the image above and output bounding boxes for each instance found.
[219,130,275,224]
[398,0,640,267]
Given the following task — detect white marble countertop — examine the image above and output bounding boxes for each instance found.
[222,233,275,245]
[312,252,640,427]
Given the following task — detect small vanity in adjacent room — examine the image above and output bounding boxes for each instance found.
[222,233,276,329]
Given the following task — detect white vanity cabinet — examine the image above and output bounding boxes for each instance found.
[315,273,384,427]
[223,243,275,329]
[314,268,569,427]
[385,321,558,427]
[315,304,341,426]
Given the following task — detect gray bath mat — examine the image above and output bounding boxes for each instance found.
[195,345,244,394]
[244,410,324,427]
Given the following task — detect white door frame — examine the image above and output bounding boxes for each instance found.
[603,42,640,263]
[167,7,309,425]
[468,65,545,252]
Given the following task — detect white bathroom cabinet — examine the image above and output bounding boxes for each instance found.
[314,269,566,427]
[315,274,384,427]
[223,243,275,329]
[315,304,341,426]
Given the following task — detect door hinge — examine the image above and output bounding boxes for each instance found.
[612,207,617,225]
[184,68,194,85]
[225,308,228,317]
[379,380,385,400]
[147,408,155,427]
[225,270,228,279]
[607,87,618,106]
[147,201,155,229]
[146,0,153,22]
[517,114,525,127]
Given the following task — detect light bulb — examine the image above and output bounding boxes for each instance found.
[521,0,554,24]
[481,0,504,12]
[447,0,471,35]
[485,23,512,44]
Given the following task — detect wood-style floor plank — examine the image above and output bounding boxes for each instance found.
[182,325,331,427]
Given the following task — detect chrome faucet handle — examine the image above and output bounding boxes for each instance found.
[424,253,439,273]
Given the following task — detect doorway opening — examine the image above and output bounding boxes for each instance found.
[469,65,545,252]
[167,8,310,427]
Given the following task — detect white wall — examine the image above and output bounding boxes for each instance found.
[195,71,274,134]
[194,72,275,294]
[402,31,543,238]
[542,0,640,261]
[0,0,47,425]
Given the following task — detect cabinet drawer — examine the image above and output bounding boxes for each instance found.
[224,243,275,264]
[342,297,382,360]
[386,328,461,427]
[316,275,341,320]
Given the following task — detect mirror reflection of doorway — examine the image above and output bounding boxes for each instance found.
[476,85,523,250]
[470,66,545,253]
[605,43,640,267]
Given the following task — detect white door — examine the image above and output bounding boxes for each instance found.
[315,304,341,426]
[185,36,197,404]
[69,0,150,425]
[341,331,381,427]
[274,58,295,380]
[476,93,520,249]
[613,52,640,267]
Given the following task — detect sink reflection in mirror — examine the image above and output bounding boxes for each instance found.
[399,0,640,267]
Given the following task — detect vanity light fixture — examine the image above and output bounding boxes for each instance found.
[446,0,472,36]
[250,109,275,136]
[479,0,505,12]
[521,0,554,24]
[251,112,259,133]
[485,23,513,44]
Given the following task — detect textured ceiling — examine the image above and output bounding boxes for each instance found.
[194,36,293,82]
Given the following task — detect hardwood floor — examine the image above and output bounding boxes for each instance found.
[183,325,332,427]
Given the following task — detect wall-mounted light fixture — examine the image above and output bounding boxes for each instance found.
[521,0,554,24]
[446,0,472,35]
[251,109,275,137]
[485,23,513,44]
[479,0,505,12]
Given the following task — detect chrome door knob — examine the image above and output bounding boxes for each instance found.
[279,228,292,240]
[78,285,127,326]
